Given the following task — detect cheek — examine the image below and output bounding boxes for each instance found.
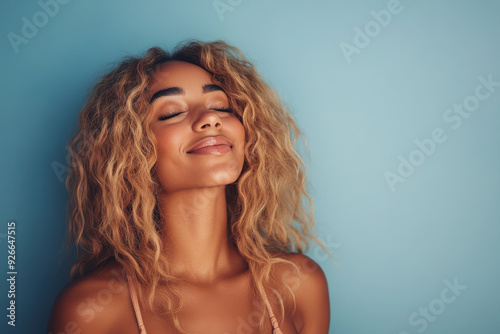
[230,119,246,174]
[235,121,246,158]
[229,117,245,145]
[153,128,183,179]
[156,136,174,156]
[155,126,181,155]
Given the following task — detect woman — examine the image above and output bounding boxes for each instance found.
[47,40,330,334]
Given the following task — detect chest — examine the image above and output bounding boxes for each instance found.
[138,279,298,334]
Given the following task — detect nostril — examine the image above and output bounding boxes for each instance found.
[200,121,220,129]
[194,111,223,131]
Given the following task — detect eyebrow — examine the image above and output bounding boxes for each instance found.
[150,87,183,103]
[202,84,224,94]
[150,84,224,103]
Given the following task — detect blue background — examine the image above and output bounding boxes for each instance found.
[1,0,499,333]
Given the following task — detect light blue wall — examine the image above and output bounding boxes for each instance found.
[1,0,499,333]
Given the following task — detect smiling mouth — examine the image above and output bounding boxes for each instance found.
[188,144,232,155]
[187,136,233,155]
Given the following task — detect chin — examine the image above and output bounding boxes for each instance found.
[205,161,243,184]
[207,174,240,187]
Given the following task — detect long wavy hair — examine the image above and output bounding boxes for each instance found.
[67,40,321,332]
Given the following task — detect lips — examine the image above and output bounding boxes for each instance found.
[187,136,232,154]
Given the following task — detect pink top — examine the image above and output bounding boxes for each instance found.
[126,273,284,334]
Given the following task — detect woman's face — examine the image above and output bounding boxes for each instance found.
[149,61,245,194]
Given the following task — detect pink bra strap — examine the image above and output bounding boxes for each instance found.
[263,292,284,334]
[126,273,147,334]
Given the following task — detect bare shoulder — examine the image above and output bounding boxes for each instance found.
[273,253,331,334]
[47,263,137,334]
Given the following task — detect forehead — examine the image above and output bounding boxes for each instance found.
[149,60,213,91]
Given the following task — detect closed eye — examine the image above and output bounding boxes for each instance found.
[158,108,232,121]
[158,111,184,121]
[212,107,233,113]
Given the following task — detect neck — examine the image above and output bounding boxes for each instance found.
[158,185,246,283]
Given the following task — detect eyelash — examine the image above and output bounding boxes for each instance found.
[213,107,233,113]
[158,112,182,121]
[158,108,234,121]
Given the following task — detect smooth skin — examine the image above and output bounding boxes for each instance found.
[47,61,330,334]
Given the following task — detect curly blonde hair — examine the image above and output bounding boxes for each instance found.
[67,40,321,332]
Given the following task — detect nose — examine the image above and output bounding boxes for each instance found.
[192,109,222,132]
